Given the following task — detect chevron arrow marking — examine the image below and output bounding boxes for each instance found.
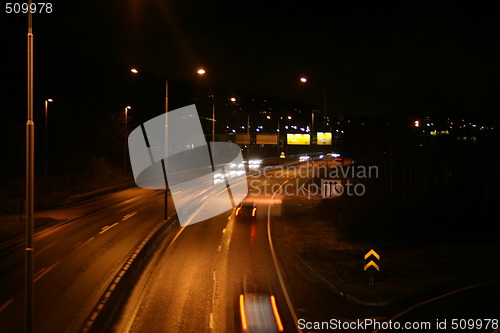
[364,249,380,261]
[364,260,380,271]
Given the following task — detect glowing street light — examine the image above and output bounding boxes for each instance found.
[197,68,206,75]
[230,97,236,102]
[300,77,307,83]
[130,68,138,74]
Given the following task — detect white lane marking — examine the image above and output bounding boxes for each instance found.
[267,179,303,333]
[122,197,139,205]
[36,243,55,256]
[209,313,214,329]
[99,222,119,234]
[0,298,14,313]
[34,260,61,283]
[122,211,138,221]
[75,237,94,249]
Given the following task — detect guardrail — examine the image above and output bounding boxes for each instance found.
[62,182,136,205]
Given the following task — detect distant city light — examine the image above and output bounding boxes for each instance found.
[414,120,420,127]
[230,97,236,102]
[197,68,206,75]
[300,77,307,83]
[130,68,138,74]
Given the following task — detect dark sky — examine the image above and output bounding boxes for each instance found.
[1,0,499,181]
[2,0,500,118]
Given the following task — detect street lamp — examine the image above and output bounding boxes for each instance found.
[44,99,53,194]
[196,69,217,166]
[124,106,131,172]
[26,2,35,331]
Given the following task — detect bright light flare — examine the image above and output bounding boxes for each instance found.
[270,295,284,332]
[239,294,248,331]
[197,68,206,75]
[130,68,138,74]
[300,77,307,83]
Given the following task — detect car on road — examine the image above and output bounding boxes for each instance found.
[238,292,284,332]
[235,202,257,219]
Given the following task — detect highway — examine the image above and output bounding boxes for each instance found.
[114,165,390,333]
[0,187,173,333]
[2,162,499,332]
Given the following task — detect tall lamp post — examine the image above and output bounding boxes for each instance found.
[196,68,217,166]
[124,106,131,172]
[131,67,167,219]
[44,99,53,194]
[26,1,35,331]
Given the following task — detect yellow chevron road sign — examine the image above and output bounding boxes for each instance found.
[364,249,380,271]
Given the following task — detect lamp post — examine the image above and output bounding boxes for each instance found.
[299,76,316,165]
[124,106,131,172]
[44,99,53,194]
[196,68,217,168]
[26,1,35,331]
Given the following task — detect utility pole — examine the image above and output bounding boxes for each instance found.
[26,0,35,331]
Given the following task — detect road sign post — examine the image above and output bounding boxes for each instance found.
[364,249,380,286]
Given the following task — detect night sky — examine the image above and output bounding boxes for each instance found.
[2,1,500,116]
[1,0,499,178]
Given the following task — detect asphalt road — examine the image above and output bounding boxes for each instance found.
[114,163,500,333]
[114,164,390,333]
[115,168,303,333]
[2,160,498,333]
[0,187,173,333]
